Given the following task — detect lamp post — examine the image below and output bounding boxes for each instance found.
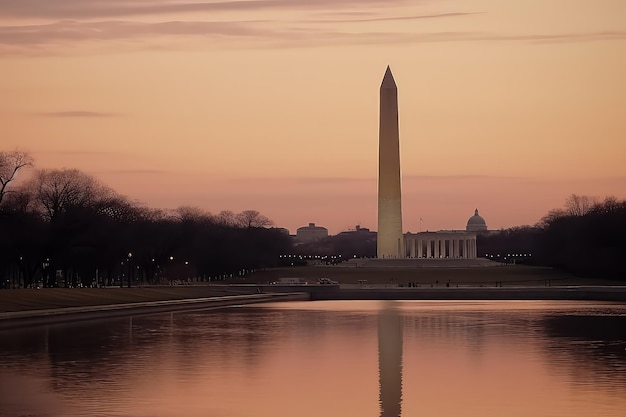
[42,258,50,288]
[168,256,174,284]
[15,256,23,289]
[127,252,133,288]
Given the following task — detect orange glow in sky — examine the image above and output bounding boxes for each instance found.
[2,0,625,233]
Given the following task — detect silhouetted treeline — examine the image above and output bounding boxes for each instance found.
[478,196,626,279]
[0,166,291,288]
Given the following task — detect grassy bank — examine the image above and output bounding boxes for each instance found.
[0,286,257,313]
[248,265,620,286]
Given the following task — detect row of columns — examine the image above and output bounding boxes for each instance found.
[404,235,477,259]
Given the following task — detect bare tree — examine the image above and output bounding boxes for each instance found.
[538,194,602,229]
[174,206,214,224]
[216,210,237,226]
[0,150,34,205]
[592,196,620,214]
[1,188,35,214]
[235,209,273,228]
[538,208,566,229]
[25,168,115,221]
[564,194,597,216]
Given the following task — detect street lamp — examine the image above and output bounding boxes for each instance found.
[17,256,23,289]
[167,256,174,284]
[127,252,133,288]
[42,258,50,288]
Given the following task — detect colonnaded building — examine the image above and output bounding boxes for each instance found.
[376,66,488,260]
[403,210,488,259]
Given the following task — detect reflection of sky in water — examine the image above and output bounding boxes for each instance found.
[0,301,625,417]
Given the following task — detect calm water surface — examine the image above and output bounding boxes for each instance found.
[1,301,626,417]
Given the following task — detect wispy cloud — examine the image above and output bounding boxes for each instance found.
[34,110,119,117]
[0,0,624,56]
[0,0,403,19]
[34,150,128,156]
[228,174,530,186]
[100,169,170,175]
[404,174,527,181]
[310,12,479,23]
[3,19,625,51]
[228,176,373,185]
[1,20,266,46]
[303,30,626,47]
[448,31,626,44]
[0,0,480,52]
[228,174,626,185]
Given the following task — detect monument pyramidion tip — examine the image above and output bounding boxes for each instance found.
[381,66,397,89]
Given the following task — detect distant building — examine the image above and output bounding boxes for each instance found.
[337,225,376,237]
[466,208,488,233]
[296,223,328,243]
[272,227,291,236]
[400,209,492,259]
[404,230,477,259]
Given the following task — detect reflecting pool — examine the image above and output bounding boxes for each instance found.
[1,300,625,417]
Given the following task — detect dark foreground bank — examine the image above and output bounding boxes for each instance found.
[0,286,263,313]
[249,264,624,286]
[0,290,308,330]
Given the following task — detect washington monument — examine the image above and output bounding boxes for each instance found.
[377,66,404,258]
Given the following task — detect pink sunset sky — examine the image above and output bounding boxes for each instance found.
[2,0,625,234]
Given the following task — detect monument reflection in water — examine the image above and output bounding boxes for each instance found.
[378,302,403,417]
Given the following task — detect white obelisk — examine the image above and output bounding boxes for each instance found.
[377,66,404,259]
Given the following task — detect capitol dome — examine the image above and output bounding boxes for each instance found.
[466,209,487,232]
